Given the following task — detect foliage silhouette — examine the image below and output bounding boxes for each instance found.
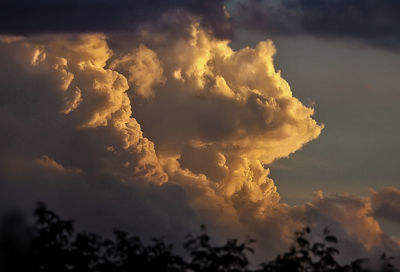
[0,202,397,272]
[257,227,365,272]
[184,224,254,272]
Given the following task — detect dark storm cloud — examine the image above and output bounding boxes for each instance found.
[237,0,400,50]
[0,0,232,38]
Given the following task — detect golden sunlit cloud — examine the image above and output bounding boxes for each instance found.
[0,23,398,262]
[109,24,323,215]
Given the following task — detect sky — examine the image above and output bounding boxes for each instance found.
[0,0,399,265]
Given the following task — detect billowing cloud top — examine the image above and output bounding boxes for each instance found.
[0,23,322,212]
[0,19,319,243]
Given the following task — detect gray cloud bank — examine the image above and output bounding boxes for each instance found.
[2,0,400,50]
[235,0,400,50]
[0,0,232,38]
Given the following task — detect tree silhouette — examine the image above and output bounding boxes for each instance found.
[184,225,254,272]
[31,202,75,271]
[257,227,368,272]
[0,202,397,272]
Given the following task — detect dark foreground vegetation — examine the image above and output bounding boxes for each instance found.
[0,203,397,272]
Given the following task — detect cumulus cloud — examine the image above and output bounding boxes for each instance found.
[298,191,400,265]
[235,0,400,50]
[0,34,167,184]
[110,44,165,98]
[115,25,322,210]
[305,191,383,249]
[0,23,398,264]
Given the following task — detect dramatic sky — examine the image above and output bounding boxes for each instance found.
[0,0,399,265]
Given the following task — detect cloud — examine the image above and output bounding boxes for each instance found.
[268,190,399,266]
[0,0,232,38]
[306,191,383,249]
[371,187,400,224]
[110,44,165,98]
[0,23,398,264]
[115,25,323,208]
[235,0,400,50]
[3,0,400,50]
[0,34,167,184]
